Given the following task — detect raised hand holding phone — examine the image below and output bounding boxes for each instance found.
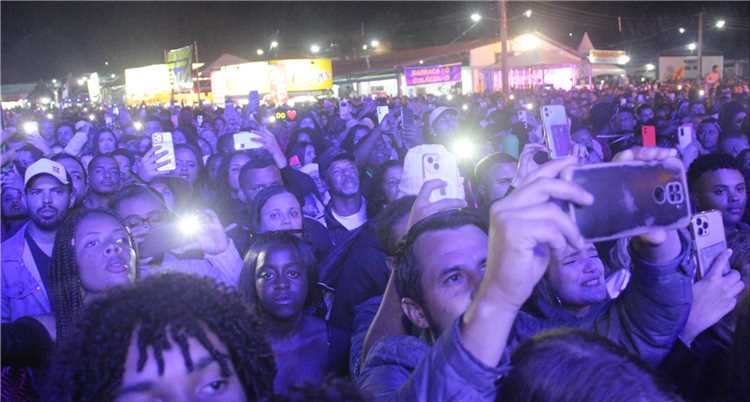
[136,145,171,182]
[406,179,467,230]
[151,132,176,172]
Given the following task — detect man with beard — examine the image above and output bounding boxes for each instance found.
[320,152,367,245]
[2,159,73,322]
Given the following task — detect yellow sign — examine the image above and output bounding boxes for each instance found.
[271,58,333,92]
[125,64,171,104]
[588,50,629,65]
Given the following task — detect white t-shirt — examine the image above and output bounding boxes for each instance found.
[331,197,367,231]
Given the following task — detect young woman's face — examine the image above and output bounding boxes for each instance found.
[259,192,302,233]
[547,245,607,311]
[175,147,199,184]
[98,131,117,154]
[254,246,308,321]
[74,212,134,293]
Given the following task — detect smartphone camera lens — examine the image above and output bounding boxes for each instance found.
[697,227,704,236]
[434,163,440,170]
[653,186,666,204]
[427,157,434,164]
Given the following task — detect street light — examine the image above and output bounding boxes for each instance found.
[310,44,320,54]
[679,27,686,34]
[110,73,116,79]
[524,9,532,18]
[687,42,697,51]
[419,59,424,65]
[470,13,482,22]
[257,49,264,55]
[270,41,279,49]
[362,44,368,50]
[370,39,380,47]
[51,79,57,84]
[77,78,85,86]
[715,19,726,29]
[645,63,655,71]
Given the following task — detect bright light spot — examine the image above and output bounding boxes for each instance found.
[617,55,631,64]
[687,43,697,51]
[679,27,686,34]
[470,13,482,22]
[446,94,454,101]
[51,79,57,84]
[362,44,368,50]
[419,59,424,65]
[568,32,573,37]
[88,114,96,121]
[23,121,38,134]
[715,19,725,29]
[515,33,541,52]
[310,44,320,53]
[370,39,380,47]
[270,41,279,49]
[267,115,276,123]
[524,9,533,18]
[82,76,88,82]
[105,61,109,66]
[677,85,683,90]
[256,49,264,55]
[39,97,51,104]
[699,89,705,96]
[600,80,605,85]
[177,214,201,236]
[46,113,54,119]
[525,103,534,111]
[645,63,655,71]
[77,79,85,86]
[82,107,89,112]
[509,94,515,100]
[134,121,143,131]
[202,100,211,106]
[462,104,469,111]
[641,77,646,82]
[110,73,116,79]
[451,137,476,160]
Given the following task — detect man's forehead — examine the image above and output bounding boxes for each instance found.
[414,225,488,267]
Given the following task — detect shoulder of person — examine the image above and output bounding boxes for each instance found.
[363,335,431,370]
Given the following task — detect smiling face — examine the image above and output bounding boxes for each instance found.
[74,212,135,294]
[546,245,607,312]
[254,246,308,321]
[115,330,246,402]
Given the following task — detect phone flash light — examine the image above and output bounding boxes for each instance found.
[677,85,683,91]
[177,214,201,236]
[525,103,534,111]
[451,137,476,160]
[46,113,54,120]
[462,104,469,111]
[23,121,38,134]
[133,121,143,131]
[88,114,96,121]
[699,90,705,97]
[509,94,515,100]
[446,94,454,101]
[268,115,277,123]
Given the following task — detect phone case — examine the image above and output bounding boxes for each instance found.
[233,131,263,150]
[152,132,176,172]
[541,105,571,159]
[377,106,389,124]
[690,210,726,280]
[562,160,691,242]
[641,125,656,147]
[398,144,465,202]
[677,124,693,150]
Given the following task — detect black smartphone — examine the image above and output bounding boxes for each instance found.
[561,159,691,242]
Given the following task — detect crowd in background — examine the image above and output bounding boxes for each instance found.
[1,76,750,402]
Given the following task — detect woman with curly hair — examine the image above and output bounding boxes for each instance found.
[45,273,276,402]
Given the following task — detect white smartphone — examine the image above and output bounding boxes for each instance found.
[677,124,693,150]
[690,210,727,280]
[233,131,263,151]
[152,132,176,172]
[421,151,461,202]
[541,105,571,159]
[63,131,89,156]
[377,106,389,124]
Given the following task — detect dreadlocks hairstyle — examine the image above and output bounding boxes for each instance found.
[46,273,276,402]
[49,208,137,342]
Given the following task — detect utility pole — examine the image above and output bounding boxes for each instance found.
[500,0,509,94]
[697,11,704,80]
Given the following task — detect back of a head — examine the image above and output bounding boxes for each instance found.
[498,328,680,402]
[47,273,276,402]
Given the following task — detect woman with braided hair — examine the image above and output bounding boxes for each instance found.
[45,273,276,402]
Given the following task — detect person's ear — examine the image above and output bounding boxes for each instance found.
[400,297,430,330]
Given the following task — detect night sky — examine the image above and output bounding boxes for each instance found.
[2,1,749,84]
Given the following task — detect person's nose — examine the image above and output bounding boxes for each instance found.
[104,240,123,256]
[41,191,52,205]
[281,213,291,225]
[729,190,740,202]
[275,275,290,290]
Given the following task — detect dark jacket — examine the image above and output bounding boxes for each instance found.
[358,234,693,401]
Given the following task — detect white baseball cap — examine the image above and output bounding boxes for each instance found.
[24,158,69,187]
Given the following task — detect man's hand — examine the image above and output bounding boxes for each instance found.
[406,179,467,231]
[613,147,683,262]
[513,143,549,188]
[681,249,745,345]
[136,145,171,182]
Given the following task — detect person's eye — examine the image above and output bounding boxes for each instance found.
[85,240,99,248]
[288,271,301,279]
[713,189,726,195]
[198,379,228,396]
[290,209,300,217]
[269,212,279,220]
[444,272,463,284]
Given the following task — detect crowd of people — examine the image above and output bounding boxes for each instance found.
[1,77,750,402]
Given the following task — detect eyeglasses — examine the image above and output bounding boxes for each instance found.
[122,210,170,229]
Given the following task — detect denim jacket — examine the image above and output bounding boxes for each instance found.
[358,233,693,401]
[1,223,51,323]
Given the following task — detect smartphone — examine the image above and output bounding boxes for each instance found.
[677,124,693,150]
[152,132,176,172]
[377,106,389,124]
[63,131,89,156]
[561,159,691,242]
[641,125,656,147]
[399,144,465,202]
[690,210,727,280]
[233,131,263,151]
[541,105,571,159]
[340,101,350,119]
